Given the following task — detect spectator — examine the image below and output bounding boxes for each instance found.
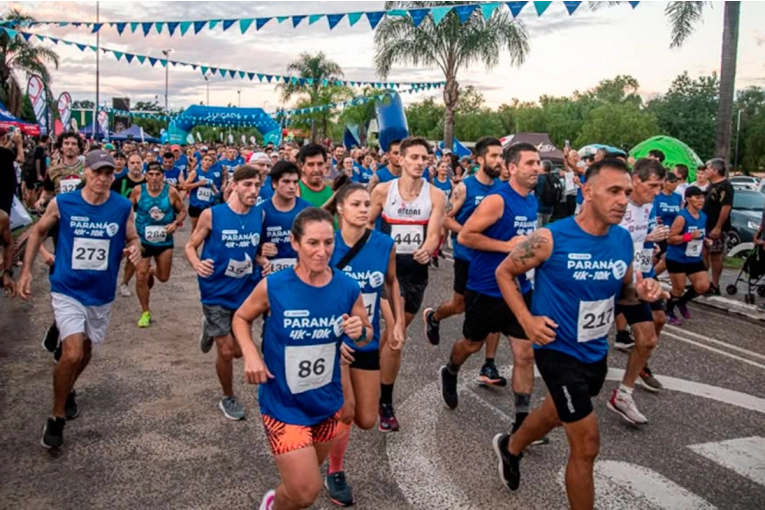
[535,160,563,226]
[702,158,734,296]
[647,149,666,163]
[674,164,690,199]
[0,128,24,215]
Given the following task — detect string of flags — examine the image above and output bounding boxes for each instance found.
[1,2,641,36]
[94,107,171,121]
[0,27,445,90]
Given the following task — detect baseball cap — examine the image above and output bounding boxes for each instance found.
[685,185,705,199]
[170,144,181,151]
[84,149,117,170]
[103,143,115,151]
[200,145,208,151]
[248,152,271,165]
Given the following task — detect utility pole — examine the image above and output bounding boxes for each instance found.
[162,49,173,112]
[204,75,209,105]
[237,90,241,108]
[93,1,100,137]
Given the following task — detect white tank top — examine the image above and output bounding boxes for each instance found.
[381,180,432,255]
[619,200,653,277]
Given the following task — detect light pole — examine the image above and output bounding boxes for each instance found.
[204,75,210,105]
[162,49,173,113]
[237,90,241,108]
[93,1,100,137]
[734,109,743,171]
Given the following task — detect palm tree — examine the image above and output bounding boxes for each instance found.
[0,9,60,116]
[279,52,346,142]
[339,86,388,147]
[374,1,529,150]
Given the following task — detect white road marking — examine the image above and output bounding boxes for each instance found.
[663,331,765,371]
[664,325,765,362]
[688,436,765,488]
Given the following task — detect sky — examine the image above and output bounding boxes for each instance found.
[7,1,765,114]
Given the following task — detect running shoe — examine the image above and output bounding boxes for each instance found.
[65,390,79,420]
[607,389,648,425]
[677,302,692,320]
[137,311,152,328]
[638,366,663,393]
[492,433,523,492]
[219,396,246,420]
[431,257,439,268]
[704,285,720,297]
[439,365,459,410]
[41,417,65,449]
[378,403,400,433]
[42,322,59,353]
[422,308,440,346]
[666,313,683,326]
[325,471,355,507]
[613,330,635,352]
[478,363,507,387]
[119,283,131,297]
[53,343,62,363]
[200,318,215,354]
[258,490,275,510]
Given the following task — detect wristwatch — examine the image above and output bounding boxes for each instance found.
[355,326,367,344]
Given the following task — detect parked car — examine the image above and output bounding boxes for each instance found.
[726,190,765,250]
[729,176,761,191]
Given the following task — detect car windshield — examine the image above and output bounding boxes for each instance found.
[733,192,765,211]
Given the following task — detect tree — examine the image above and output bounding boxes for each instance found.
[733,87,765,172]
[405,97,444,139]
[72,100,95,110]
[0,9,60,116]
[374,1,529,149]
[576,102,658,149]
[339,87,384,147]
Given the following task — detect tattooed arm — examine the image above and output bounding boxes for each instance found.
[443,182,466,234]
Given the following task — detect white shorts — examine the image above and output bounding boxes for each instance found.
[51,292,113,345]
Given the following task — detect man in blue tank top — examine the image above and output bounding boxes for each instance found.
[161,150,186,199]
[441,143,545,442]
[185,165,267,421]
[185,154,224,232]
[424,137,505,385]
[129,162,187,328]
[17,149,141,450]
[368,139,402,192]
[490,158,666,509]
[259,160,311,274]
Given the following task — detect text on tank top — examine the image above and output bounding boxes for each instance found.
[381,180,432,255]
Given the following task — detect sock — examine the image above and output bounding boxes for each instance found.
[328,421,352,474]
[618,383,633,395]
[380,383,394,405]
[514,393,531,415]
[446,360,461,376]
[484,357,495,367]
[679,287,698,305]
[666,295,680,315]
[512,412,528,434]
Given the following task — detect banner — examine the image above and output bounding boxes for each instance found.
[57,92,72,131]
[26,75,48,136]
[97,110,109,139]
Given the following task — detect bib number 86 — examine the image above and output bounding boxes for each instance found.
[298,358,326,378]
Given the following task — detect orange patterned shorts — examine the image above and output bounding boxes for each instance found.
[262,413,339,456]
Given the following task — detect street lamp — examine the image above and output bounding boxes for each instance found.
[237,90,241,108]
[204,75,210,105]
[162,49,173,112]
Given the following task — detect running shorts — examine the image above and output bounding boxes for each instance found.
[397,257,428,315]
[262,412,339,456]
[202,304,236,338]
[141,243,173,259]
[453,258,469,295]
[349,349,380,371]
[462,290,530,341]
[666,258,706,276]
[51,292,112,345]
[188,205,206,218]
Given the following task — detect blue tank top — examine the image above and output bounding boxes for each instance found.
[452,176,500,262]
[189,167,223,210]
[653,192,682,228]
[331,230,394,352]
[432,177,452,199]
[259,268,360,425]
[467,183,538,297]
[532,217,633,363]
[198,203,263,310]
[135,184,175,247]
[164,166,182,188]
[376,166,397,183]
[50,191,132,306]
[257,175,275,206]
[175,154,188,177]
[352,167,374,185]
[666,209,707,264]
[261,198,311,273]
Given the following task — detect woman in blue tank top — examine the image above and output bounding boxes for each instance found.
[231,207,373,510]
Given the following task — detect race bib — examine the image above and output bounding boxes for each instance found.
[577,297,615,343]
[224,256,253,278]
[144,225,167,244]
[634,245,654,274]
[166,178,178,187]
[285,343,336,394]
[362,293,377,321]
[686,239,702,258]
[72,237,109,271]
[391,224,424,255]
[269,258,297,273]
[60,178,81,194]
[197,187,212,202]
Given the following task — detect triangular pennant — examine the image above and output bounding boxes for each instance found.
[201,66,209,75]
[141,22,153,36]
[222,19,236,31]
[125,53,134,63]
[247,72,255,80]
[137,55,146,64]
[277,16,289,24]
[480,3,501,20]
[63,40,73,46]
[148,57,158,66]
[533,1,552,16]
[21,32,32,41]
[210,67,218,75]
[3,28,17,39]
[130,22,139,33]
[209,20,220,29]
[257,73,264,81]
[91,23,102,33]
[50,37,59,44]
[167,22,179,36]
[219,68,227,77]
[238,71,246,78]
[454,4,478,23]
[266,75,273,83]
[154,22,163,34]
[113,50,123,61]
[628,1,640,8]
[308,14,322,25]
[347,12,363,26]
[256,17,271,30]
[36,34,45,42]
[327,13,344,30]
[365,11,385,29]
[229,70,236,78]
[58,22,69,27]
[239,18,254,33]
[292,15,306,28]
[408,9,429,27]
[506,1,528,18]
[387,9,407,17]
[193,21,207,34]
[179,21,192,36]
[563,1,581,15]
[75,43,87,52]
[160,59,167,68]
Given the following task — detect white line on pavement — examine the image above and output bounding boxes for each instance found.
[663,331,765,371]
[665,325,765,362]
[688,436,765,488]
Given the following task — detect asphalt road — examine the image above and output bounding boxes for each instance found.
[1,227,764,510]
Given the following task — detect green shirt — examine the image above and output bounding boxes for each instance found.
[298,180,337,229]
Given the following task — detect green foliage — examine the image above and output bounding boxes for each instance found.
[734,87,765,172]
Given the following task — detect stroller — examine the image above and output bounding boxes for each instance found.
[725,244,765,304]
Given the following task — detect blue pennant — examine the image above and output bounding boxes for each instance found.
[506,2,528,18]
[154,22,163,34]
[210,67,218,75]
[193,21,207,34]
[240,18,254,33]
[628,1,640,8]
[430,6,453,24]
[292,15,306,28]
[454,4,478,23]
[166,22,179,36]
[125,53,135,63]
[327,14,344,30]
[75,43,87,51]
[256,18,270,30]
[148,57,158,66]
[247,72,255,80]
[563,1,582,15]
[222,19,236,31]
[365,11,385,29]
[408,9,429,27]
[533,1,552,16]
[141,22,153,36]
[49,36,59,44]
[228,70,236,78]
[21,32,32,41]
[91,23,102,33]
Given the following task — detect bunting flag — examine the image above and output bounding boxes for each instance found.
[27,74,49,135]
[2,1,635,35]
[0,27,445,90]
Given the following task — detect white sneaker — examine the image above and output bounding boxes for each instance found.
[606,388,648,425]
[258,489,275,510]
[119,283,131,297]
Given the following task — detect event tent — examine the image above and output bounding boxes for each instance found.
[630,136,704,181]
[79,123,114,139]
[111,124,161,143]
[501,133,564,165]
[0,100,40,136]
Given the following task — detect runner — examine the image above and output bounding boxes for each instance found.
[113,152,146,298]
[296,144,333,209]
[324,183,406,506]
[130,161,187,328]
[439,142,541,442]
[608,159,669,422]
[184,165,265,420]
[652,173,682,277]
[430,159,453,200]
[351,154,374,185]
[17,150,141,449]
[665,186,710,325]
[0,208,15,297]
[230,207,373,510]
[186,153,224,232]
[367,139,402,192]
[424,138,505,387]
[161,150,186,196]
[248,152,274,206]
[491,157,665,508]
[369,136,446,432]
[259,161,311,274]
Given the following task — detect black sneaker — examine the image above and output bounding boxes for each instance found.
[439,365,459,410]
[42,322,59,353]
[41,417,65,449]
[478,363,507,387]
[325,471,355,507]
[492,433,522,491]
[53,343,62,363]
[422,308,441,346]
[431,256,439,268]
[378,403,400,433]
[704,285,720,297]
[613,330,635,352]
[65,391,79,420]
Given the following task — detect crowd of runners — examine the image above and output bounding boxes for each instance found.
[2,127,750,510]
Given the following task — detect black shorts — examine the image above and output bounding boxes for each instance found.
[657,240,668,256]
[615,301,653,325]
[666,258,706,276]
[141,243,173,259]
[397,257,428,315]
[462,290,530,341]
[188,205,207,218]
[535,349,608,423]
[453,258,469,295]
[349,349,380,371]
